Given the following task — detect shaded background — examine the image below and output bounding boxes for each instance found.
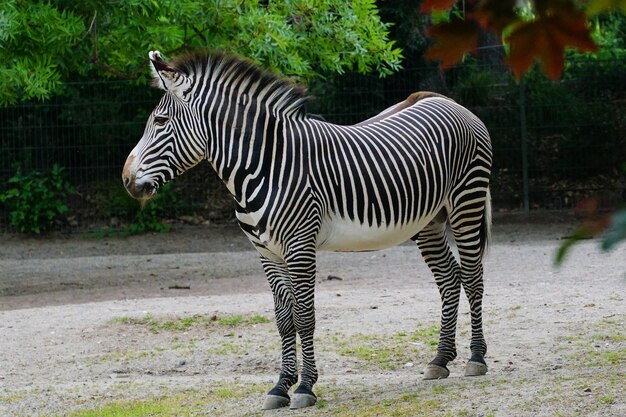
[2,57,625,229]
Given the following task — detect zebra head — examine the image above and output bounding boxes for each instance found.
[122,51,205,200]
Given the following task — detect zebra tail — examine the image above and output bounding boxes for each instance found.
[479,187,492,261]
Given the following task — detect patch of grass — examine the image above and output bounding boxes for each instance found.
[217,314,270,326]
[207,341,245,356]
[329,395,441,417]
[96,348,155,364]
[337,324,439,370]
[598,395,616,405]
[214,387,233,399]
[431,386,447,394]
[409,324,440,347]
[570,347,626,367]
[66,400,168,417]
[94,339,197,364]
[341,345,390,362]
[559,316,626,368]
[62,384,268,417]
[0,393,26,404]
[111,313,271,333]
[601,350,625,365]
[591,333,626,343]
[316,399,329,409]
[514,370,626,417]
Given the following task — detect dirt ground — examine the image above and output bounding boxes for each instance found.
[0,212,624,417]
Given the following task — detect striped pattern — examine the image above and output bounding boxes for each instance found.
[122,51,493,408]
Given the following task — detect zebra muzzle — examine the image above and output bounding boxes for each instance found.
[123,175,157,200]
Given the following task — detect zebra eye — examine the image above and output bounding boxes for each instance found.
[154,116,168,126]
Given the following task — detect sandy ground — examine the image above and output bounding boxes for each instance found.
[0,213,624,416]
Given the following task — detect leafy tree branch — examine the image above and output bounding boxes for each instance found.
[0,0,402,105]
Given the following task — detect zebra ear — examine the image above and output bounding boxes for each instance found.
[149,51,191,98]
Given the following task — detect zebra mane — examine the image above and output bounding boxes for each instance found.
[168,50,310,118]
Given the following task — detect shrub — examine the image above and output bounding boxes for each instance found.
[0,164,74,233]
[91,182,191,237]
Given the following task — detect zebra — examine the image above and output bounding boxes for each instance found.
[122,50,493,410]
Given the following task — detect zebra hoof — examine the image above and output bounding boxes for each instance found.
[423,364,450,380]
[465,361,488,377]
[262,394,290,410]
[290,393,317,409]
[290,385,317,409]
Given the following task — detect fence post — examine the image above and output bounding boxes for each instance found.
[520,76,530,214]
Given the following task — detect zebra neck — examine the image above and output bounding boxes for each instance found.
[209,109,295,210]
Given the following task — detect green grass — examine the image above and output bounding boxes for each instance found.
[111,313,271,333]
[341,345,391,362]
[582,349,626,366]
[0,393,26,404]
[558,316,626,368]
[598,395,616,405]
[336,324,439,370]
[328,396,441,417]
[216,314,270,326]
[207,341,245,355]
[65,400,169,417]
[590,332,626,343]
[60,384,267,417]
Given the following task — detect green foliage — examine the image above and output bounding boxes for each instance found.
[93,183,188,237]
[555,162,626,265]
[570,12,626,61]
[123,202,172,236]
[0,0,402,105]
[0,164,74,233]
[601,208,626,251]
[0,0,85,105]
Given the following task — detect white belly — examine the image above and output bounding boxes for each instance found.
[317,215,432,252]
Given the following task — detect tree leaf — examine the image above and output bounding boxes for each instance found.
[555,196,620,265]
[425,19,479,68]
[506,9,597,79]
[555,226,595,266]
[601,209,626,251]
[420,0,457,14]
[586,0,626,16]
[470,0,519,32]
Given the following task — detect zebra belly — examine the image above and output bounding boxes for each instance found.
[317,216,431,252]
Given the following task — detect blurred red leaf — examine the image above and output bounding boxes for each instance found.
[425,20,479,68]
[471,0,519,32]
[506,9,597,79]
[420,0,457,14]
[575,197,612,235]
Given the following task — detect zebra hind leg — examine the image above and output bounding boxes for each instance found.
[415,219,462,379]
[260,258,299,410]
[449,191,490,377]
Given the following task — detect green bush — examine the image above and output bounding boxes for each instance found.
[0,164,74,233]
[92,183,192,237]
[123,201,172,236]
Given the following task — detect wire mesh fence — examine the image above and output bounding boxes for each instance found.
[1,61,625,228]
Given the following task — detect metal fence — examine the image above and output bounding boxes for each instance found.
[1,61,625,227]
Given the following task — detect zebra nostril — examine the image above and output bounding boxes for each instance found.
[123,176,131,188]
[143,183,156,195]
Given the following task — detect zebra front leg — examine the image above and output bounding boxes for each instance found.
[260,258,299,410]
[415,221,462,379]
[286,247,318,409]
